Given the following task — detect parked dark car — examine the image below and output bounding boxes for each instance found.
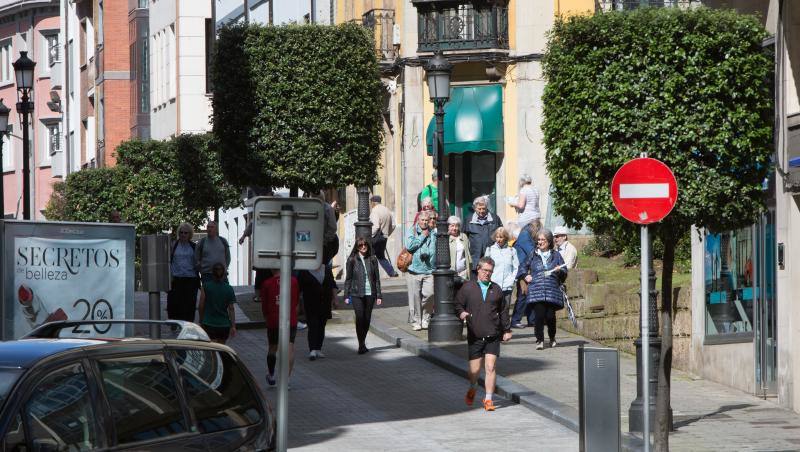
[0,320,274,451]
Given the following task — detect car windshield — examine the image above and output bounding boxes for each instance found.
[0,368,23,408]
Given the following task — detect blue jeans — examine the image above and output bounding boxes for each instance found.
[511,283,535,325]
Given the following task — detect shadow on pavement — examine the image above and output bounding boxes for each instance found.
[673,403,755,429]
[230,328,515,449]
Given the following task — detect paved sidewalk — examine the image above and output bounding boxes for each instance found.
[358,280,800,451]
[226,324,578,451]
[148,280,800,451]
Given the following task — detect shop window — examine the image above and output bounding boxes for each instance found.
[704,227,754,336]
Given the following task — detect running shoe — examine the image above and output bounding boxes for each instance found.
[465,387,477,406]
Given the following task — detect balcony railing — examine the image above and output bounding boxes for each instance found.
[596,0,701,12]
[363,9,396,61]
[416,3,509,52]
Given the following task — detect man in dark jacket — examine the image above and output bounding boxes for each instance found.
[454,256,512,412]
[464,196,502,276]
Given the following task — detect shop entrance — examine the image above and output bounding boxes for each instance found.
[754,209,777,397]
[446,152,498,224]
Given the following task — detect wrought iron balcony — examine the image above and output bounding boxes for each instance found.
[363,9,396,61]
[415,2,509,53]
[596,0,701,12]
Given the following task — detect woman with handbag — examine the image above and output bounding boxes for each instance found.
[344,237,383,354]
[516,229,567,350]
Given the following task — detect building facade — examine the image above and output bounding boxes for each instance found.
[0,0,62,220]
[336,0,594,269]
[683,0,800,415]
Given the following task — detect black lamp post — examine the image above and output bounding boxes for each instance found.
[354,186,372,241]
[425,51,460,342]
[13,51,35,220]
[0,99,10,218]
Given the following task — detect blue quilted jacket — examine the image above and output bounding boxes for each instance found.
[516,250,567,308]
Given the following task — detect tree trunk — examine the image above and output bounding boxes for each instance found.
[654,233,675,451]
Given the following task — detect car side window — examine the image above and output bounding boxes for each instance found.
[175,349,262,433]
[2,412,26,451]
[24,363,97,451]
[98,355,187,445]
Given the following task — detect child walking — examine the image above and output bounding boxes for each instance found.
[198,263,237,344]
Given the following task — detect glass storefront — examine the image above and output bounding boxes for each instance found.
[704,227,755,336]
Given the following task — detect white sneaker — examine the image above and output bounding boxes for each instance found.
[297,321,308,330]
[412,324,423,331]
[316,351,326,359]
[421,321,429,330]
[550,340,557,348]
[309,350,318,361]
[536,342,544,350]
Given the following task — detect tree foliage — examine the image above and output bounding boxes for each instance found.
[44,134,239,234]
[211,23,385,192]
[542,8,772,449]
[44,167,131,224]
[543,7,773,239]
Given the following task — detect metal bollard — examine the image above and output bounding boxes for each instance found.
[579,346,621,452]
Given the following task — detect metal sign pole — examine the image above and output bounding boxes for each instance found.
[641,224,650,452]
[276,205,294,452]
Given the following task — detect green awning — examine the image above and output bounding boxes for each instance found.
[426,84,504,155]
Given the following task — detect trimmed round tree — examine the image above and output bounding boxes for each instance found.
[45,134,239,235]
[211,23,384,192]
[542,7,772,450]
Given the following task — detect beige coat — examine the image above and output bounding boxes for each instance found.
[449,233,472,280]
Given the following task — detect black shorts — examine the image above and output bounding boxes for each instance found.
[467,335,501,360]
[202,324,230,342]
[267,327,298,345]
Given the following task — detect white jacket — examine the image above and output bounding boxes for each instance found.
[485,244,519,291]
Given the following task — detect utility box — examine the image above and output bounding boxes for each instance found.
[140,234,171,292]
[579,346,621,452]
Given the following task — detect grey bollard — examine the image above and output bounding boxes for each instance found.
[579,346,621,452]
[140,234,172,338]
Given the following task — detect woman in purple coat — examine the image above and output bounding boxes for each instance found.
[516,229,567,350]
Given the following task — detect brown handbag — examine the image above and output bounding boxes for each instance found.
[396,248,413,273]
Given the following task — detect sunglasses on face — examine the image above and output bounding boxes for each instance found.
[358,243,368,248]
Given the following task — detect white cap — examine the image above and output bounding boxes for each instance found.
[553,226,569,236]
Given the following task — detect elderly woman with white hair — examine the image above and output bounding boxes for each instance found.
[464,196,503,276]
[447,216,472,282]
[508,174,540,229]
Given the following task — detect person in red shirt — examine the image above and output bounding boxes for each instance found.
[261,271,300,386]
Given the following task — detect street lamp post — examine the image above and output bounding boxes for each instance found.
[13,51,35,220]
[0,99,10,218]
[354,186,372,241]
[425,51,461,342]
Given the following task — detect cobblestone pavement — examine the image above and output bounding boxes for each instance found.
[226,325,578,451]
[137,283,800,451]
[361,281,800,452]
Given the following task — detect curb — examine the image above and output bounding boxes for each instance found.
[369,317,645,450]
[368,318,579,432]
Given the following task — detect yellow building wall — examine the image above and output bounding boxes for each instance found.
[555,0,595,16]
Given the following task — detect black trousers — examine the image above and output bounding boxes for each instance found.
[167,277,199,322]
[533,303,557,343]
[351,295,376,347]
[299,269,333,352]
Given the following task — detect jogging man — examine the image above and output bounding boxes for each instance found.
[454,256,512,411]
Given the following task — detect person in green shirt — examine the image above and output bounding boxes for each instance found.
[417,171,438,211]
[198,263,237,344]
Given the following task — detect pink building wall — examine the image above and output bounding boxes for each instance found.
[0,2,62,220]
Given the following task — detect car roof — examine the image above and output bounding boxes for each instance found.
[0,338,107,368]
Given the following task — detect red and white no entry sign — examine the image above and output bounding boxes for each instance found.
[611,157,678,224]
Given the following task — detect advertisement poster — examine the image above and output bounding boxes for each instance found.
[12,237,127,338]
